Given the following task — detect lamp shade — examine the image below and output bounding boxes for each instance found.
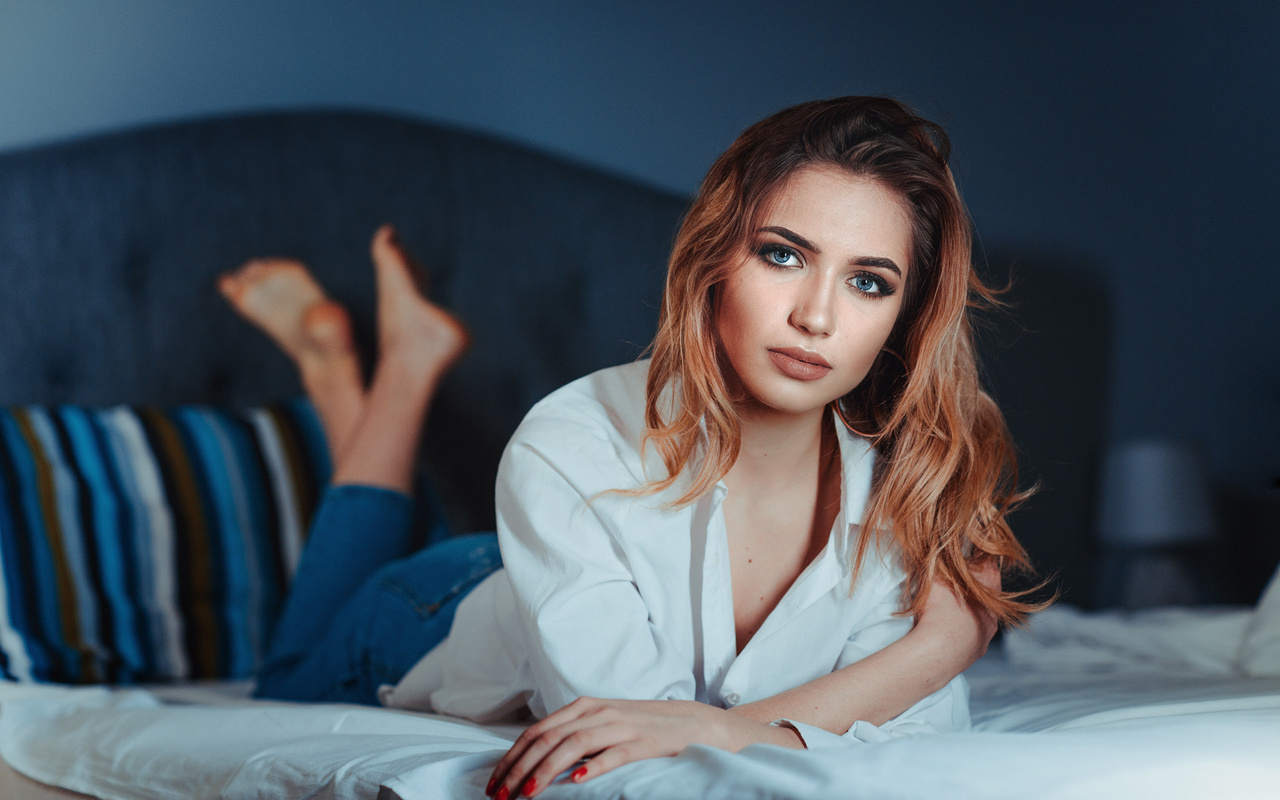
[1096,439,1217,547]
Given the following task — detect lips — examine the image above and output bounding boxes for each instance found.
[768,347,832,381]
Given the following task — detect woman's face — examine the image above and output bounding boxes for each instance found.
[716,165,912,420]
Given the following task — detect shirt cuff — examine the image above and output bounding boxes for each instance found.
[771,719,848,749]
[771,717,905,747]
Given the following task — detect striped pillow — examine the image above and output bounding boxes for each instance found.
[0,400,330,684]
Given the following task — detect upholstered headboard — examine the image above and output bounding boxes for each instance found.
[0,111,1107,604]
[0,111,688,534]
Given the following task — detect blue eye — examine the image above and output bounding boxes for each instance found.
[757,244,800,268]
[851,273,891,296]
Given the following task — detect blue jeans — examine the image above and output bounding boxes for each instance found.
[254,483,502,705]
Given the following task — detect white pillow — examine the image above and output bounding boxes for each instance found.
[1238,561,1280,676]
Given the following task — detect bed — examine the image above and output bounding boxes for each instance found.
[3,601,1279,800]
[1,110,1276,799]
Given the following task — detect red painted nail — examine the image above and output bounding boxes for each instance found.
[495,786,509,800]
[485,777,496,796]
[571,767,588,782]
[521,777,537,796]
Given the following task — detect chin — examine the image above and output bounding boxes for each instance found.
[741,378,846,418]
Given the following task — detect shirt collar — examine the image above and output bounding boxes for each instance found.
[830,409,876,559]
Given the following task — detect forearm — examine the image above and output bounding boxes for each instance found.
[729,624,965,732]
[716,709,808,750]
[731,578,995,734]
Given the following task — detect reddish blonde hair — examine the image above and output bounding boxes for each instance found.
[643,97,1045,626]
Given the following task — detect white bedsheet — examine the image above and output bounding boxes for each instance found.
[3,606,1279,800]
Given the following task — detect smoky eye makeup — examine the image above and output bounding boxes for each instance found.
[754,242,802,268]
[850,271,897,298]
[751,230,902,297]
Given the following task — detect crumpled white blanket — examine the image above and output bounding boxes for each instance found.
[0,683,515,800]
[998,604,1254,674]
[4,605,1280,800]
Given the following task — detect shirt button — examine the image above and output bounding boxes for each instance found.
[724,692,741,706]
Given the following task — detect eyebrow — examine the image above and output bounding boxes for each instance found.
[758,225,903,277]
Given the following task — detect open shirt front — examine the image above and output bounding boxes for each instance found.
[380,360,968,747]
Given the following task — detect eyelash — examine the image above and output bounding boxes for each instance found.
[753,243,896,299]
[757,243,802,269]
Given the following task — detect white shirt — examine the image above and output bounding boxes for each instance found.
[380,360,969,747]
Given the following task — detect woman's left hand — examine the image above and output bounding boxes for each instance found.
[914,558,1002,665]
[485,696,802,798]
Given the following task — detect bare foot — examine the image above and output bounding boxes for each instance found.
[323,227,470,491]
[369,225,470,386]
[218,259,365,456]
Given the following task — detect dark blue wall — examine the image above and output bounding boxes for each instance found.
[3,1,1277,524]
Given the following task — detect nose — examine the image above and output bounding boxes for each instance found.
[788,271,835,337]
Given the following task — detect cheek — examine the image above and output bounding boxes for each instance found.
[844,346,883,389]
[712,290,733,348]
[715,276,755,343]
[839,305,903,376]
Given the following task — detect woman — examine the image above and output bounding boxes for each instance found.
[223,96,1039,800]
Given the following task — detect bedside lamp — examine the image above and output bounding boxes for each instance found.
[1096,439,1217,608]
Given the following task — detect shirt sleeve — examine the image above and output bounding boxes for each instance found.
[772,676,970,748]
[495,418,697,717]
[771,556,972,748]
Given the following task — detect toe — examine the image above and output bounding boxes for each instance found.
[371,224,398,261]
[217,272,243,301]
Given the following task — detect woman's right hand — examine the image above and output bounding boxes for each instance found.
[485,696,801,798]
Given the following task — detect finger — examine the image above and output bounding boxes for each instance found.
[501,727,584,796]
[519,725,632,797]
[370,223,432,293]
[498,712,625,798]
[576,732,686,788]
[568,741,647,784]
[487,698,599,794]
[965,560,1001,648]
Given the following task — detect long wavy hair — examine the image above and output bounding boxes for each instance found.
[642,96,1044,626]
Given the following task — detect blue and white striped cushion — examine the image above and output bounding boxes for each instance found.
[0,400,330,684]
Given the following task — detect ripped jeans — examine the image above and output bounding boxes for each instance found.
[254,483,502,705]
